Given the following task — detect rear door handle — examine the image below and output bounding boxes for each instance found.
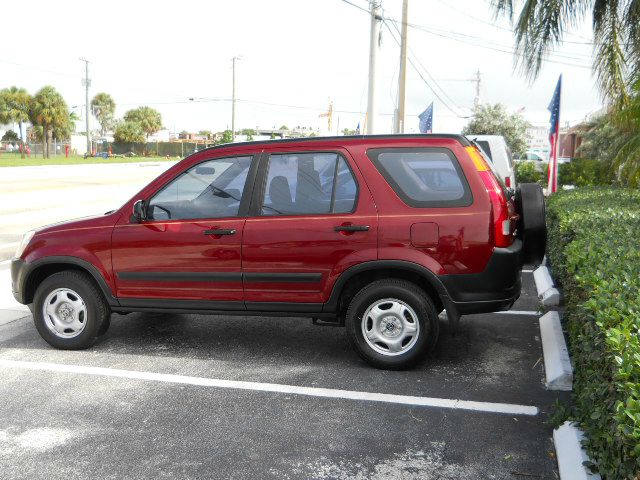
[204,229,236,236]
[334,225,370,232]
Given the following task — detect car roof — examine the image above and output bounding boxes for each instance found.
[197,134,471,153]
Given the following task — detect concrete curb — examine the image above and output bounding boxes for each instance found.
[534,265,560,306]
[539,311,573,390]
[553,422,601,479]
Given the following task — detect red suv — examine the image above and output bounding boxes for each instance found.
[11,135,545,369]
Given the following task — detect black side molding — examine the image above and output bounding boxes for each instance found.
[117,271,242,282]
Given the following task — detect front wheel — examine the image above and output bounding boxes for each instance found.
[345,279,439,370]
[33,271,111,349]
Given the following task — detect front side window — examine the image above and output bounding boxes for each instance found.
[148,155,252,220]
[261,152,357,216]
[368,148,472,207]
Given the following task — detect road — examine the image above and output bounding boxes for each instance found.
[0,162,175,263]
[0,162,566,479]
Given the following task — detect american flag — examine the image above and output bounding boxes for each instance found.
[547,75,562,193]
[418,102,433,134]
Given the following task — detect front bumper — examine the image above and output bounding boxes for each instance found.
[11,258,27,304]
[440,239,523,315]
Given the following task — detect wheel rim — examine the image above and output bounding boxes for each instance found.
[42,288,88,339]
[361,298,420,356]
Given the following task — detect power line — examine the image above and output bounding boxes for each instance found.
[434,0,594,45]
[387,17,468,113]
[339,0,369,14]
[382,18,469,118]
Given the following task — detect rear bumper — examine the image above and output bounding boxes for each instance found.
[11,258,27,304]
[440,239,523,315]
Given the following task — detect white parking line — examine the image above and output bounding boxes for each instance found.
[496,310,540,316]
[522,269,533,273]
[0,359,538,416]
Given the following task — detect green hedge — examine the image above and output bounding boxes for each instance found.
[547,188,640,478]
[514,159,614,187]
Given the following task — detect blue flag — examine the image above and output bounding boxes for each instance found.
[418,102,433,133]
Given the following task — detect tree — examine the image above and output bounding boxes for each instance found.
[278,125,289,131]
[91,92,116,137]
[493,0,640,106]
[1,130,19,143]
[342,128,357,136]
[114,121,146,143]
[29,86,71,158]
[123,106,162,140]
[461,103,530,157]
[198,130,212,139]
[0,87,32,157]
[217,130,233,144]
[612,80,640,185]
[241,128,256,141]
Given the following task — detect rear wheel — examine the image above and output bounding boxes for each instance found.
[33,271,111,349]
[516,183,546,265]
[345,279,439,370]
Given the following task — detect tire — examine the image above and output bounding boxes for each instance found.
[515,183,546,265]
[33,270,111,349]
[345,279,439,370]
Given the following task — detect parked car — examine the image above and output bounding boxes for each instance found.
[11,134,546,369]
[466,135,516,189]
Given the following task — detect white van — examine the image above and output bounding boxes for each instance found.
[467,135,516,188]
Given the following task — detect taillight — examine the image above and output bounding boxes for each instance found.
[504,176,511,188]
[465,146,514,247]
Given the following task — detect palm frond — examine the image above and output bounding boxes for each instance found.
[491,0,515,19]
[592,0,629,105]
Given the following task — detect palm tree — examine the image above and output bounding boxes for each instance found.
[91,92,116,137]
[614,80,640,184]
[29,86,71,158]
[493,0,640,106]
[123,106,162,140]
[0,87,32,158]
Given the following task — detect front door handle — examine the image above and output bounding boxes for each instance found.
[334,225,370,232]
[204,229,236,236]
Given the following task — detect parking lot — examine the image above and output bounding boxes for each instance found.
[0,163,566,479]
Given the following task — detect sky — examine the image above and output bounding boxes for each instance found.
[0,0,603,136]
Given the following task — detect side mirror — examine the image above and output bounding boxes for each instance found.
[132,200,147,223]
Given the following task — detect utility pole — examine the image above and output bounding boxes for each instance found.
[80,58,91,154]
[473,69,481,108]
[366,1,382,134]
[395,0,408,133]
[231,56,241,142]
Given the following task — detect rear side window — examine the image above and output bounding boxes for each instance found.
[368,148,472,208]
[261,152,358,216]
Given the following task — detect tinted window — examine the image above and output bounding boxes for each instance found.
[261,152,357,215]
[149,156,252,220]
[368,148,472,207]
[476,140,492,160]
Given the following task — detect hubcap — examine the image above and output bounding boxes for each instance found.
[42,288,88,339]
[361,298,420,356]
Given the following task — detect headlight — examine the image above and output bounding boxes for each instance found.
[14,230,35,259]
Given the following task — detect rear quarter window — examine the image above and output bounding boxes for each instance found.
[367,148,472,208]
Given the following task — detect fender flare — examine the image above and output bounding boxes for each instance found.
[322,260,455,313]
[21,256,119,307]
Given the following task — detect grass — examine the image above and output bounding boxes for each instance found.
[0,153,179,167]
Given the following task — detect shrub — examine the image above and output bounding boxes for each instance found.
[547,188,640,478]
[558,158,614,187]
[514,160,546,185]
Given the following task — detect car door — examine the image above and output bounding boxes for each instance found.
[242,148,378,310]
[111,153,259,307]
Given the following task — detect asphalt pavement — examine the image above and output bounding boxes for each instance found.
[0,162,566,479]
